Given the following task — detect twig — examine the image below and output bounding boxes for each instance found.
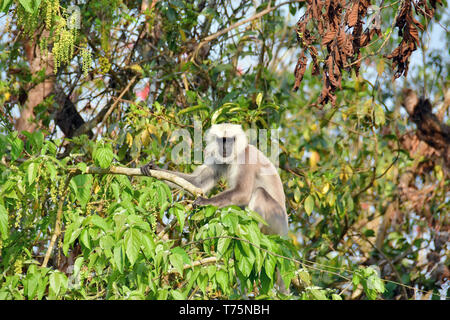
[41,173,74,268]
[157,205,194,239]
[168,256,218,275]
[182,235,352,282]
[72,75,137,138]
[192,1,303,62]
[354,232,409,299]
[343,0,405,69]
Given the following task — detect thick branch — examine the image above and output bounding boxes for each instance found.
[67,166,204,196]
[402,89,450,167]
[168,257,218,275]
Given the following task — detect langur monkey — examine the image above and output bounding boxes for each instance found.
[141,123,289,293]
[141,123,289,236]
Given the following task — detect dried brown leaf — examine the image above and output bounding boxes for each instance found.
[322,29,337,45]
[347,1,359,27]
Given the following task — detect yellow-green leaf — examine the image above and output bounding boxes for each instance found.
[304,195,314,216]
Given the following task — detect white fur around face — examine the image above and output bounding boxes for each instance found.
[205,123,248,164]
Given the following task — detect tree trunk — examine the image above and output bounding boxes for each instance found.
[15,31,55,133]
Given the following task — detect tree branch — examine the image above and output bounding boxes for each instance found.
[72,75,137,138]
[67,165,204,196]
[41,173,74,268]
[168,257,218,275]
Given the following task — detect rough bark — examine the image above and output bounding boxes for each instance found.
[16,31,55,133]
[402,88,450,168]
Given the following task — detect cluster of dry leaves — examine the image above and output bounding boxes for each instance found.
[293,0,442,108]
[386,0,441,78]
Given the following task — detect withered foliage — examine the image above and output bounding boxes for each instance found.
[293,0,442,108]
[294,0,380,108]
[385,0,441,78]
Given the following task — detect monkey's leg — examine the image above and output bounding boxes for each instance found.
[248,187,288,237]
[248,188,290,295]
[275,269,289,295]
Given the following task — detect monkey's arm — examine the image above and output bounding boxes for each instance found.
[194,165,255,208]
[141,162,217,194]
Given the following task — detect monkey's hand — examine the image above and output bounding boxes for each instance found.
[140,160,158,176]
[193,196,208,208]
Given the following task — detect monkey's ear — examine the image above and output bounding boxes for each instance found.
[140,160,158,176]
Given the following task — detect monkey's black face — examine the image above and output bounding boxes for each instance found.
[217,136,235,158]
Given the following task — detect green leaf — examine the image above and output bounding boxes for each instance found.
[235,246,253,277]
[294,188,300,202]
[172,203,185,232]
[31,130,44,153]
[49,272,63,297]
[63,220,82,256]
[256,92,263,107]
[88,215,109,232]
[264,256,276,280]
[26,275,39,299]
[217,236,231,258]
[113,244,125,273]
[140,233,155,258]
[169,252,185,275]
[27,162,37,185]
[183,269,200,296]
[177,104,210,116]
[297,269,312,286]
[197,272,208,294]
[367,275,385,293]
[80,229,91,249]
[1,0,13,13]
[18,0,33,13]
[0,204,9,240]
[331,293,342,300]
[9,135,24,162]
[169,247,190,275]
[94,144,114,168]
[71,175,93,208]
[222,213,238,233]
[204,206,216,218]
[171,290,186,300]
[124,228,141,266]
[215,269,228,293]
[100,235,115,251]
[352,273,361,287]
[246,224,261,248]
[304,195,314,215]
[247,209,268,226]
[309,288,328,300]
[211,103,238,124]
[76,162,88,174]
[363,228,375,237]
[191,210,205,221]
[46,162,57,180]
[260,267,272,293]
[374,103,385,126]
